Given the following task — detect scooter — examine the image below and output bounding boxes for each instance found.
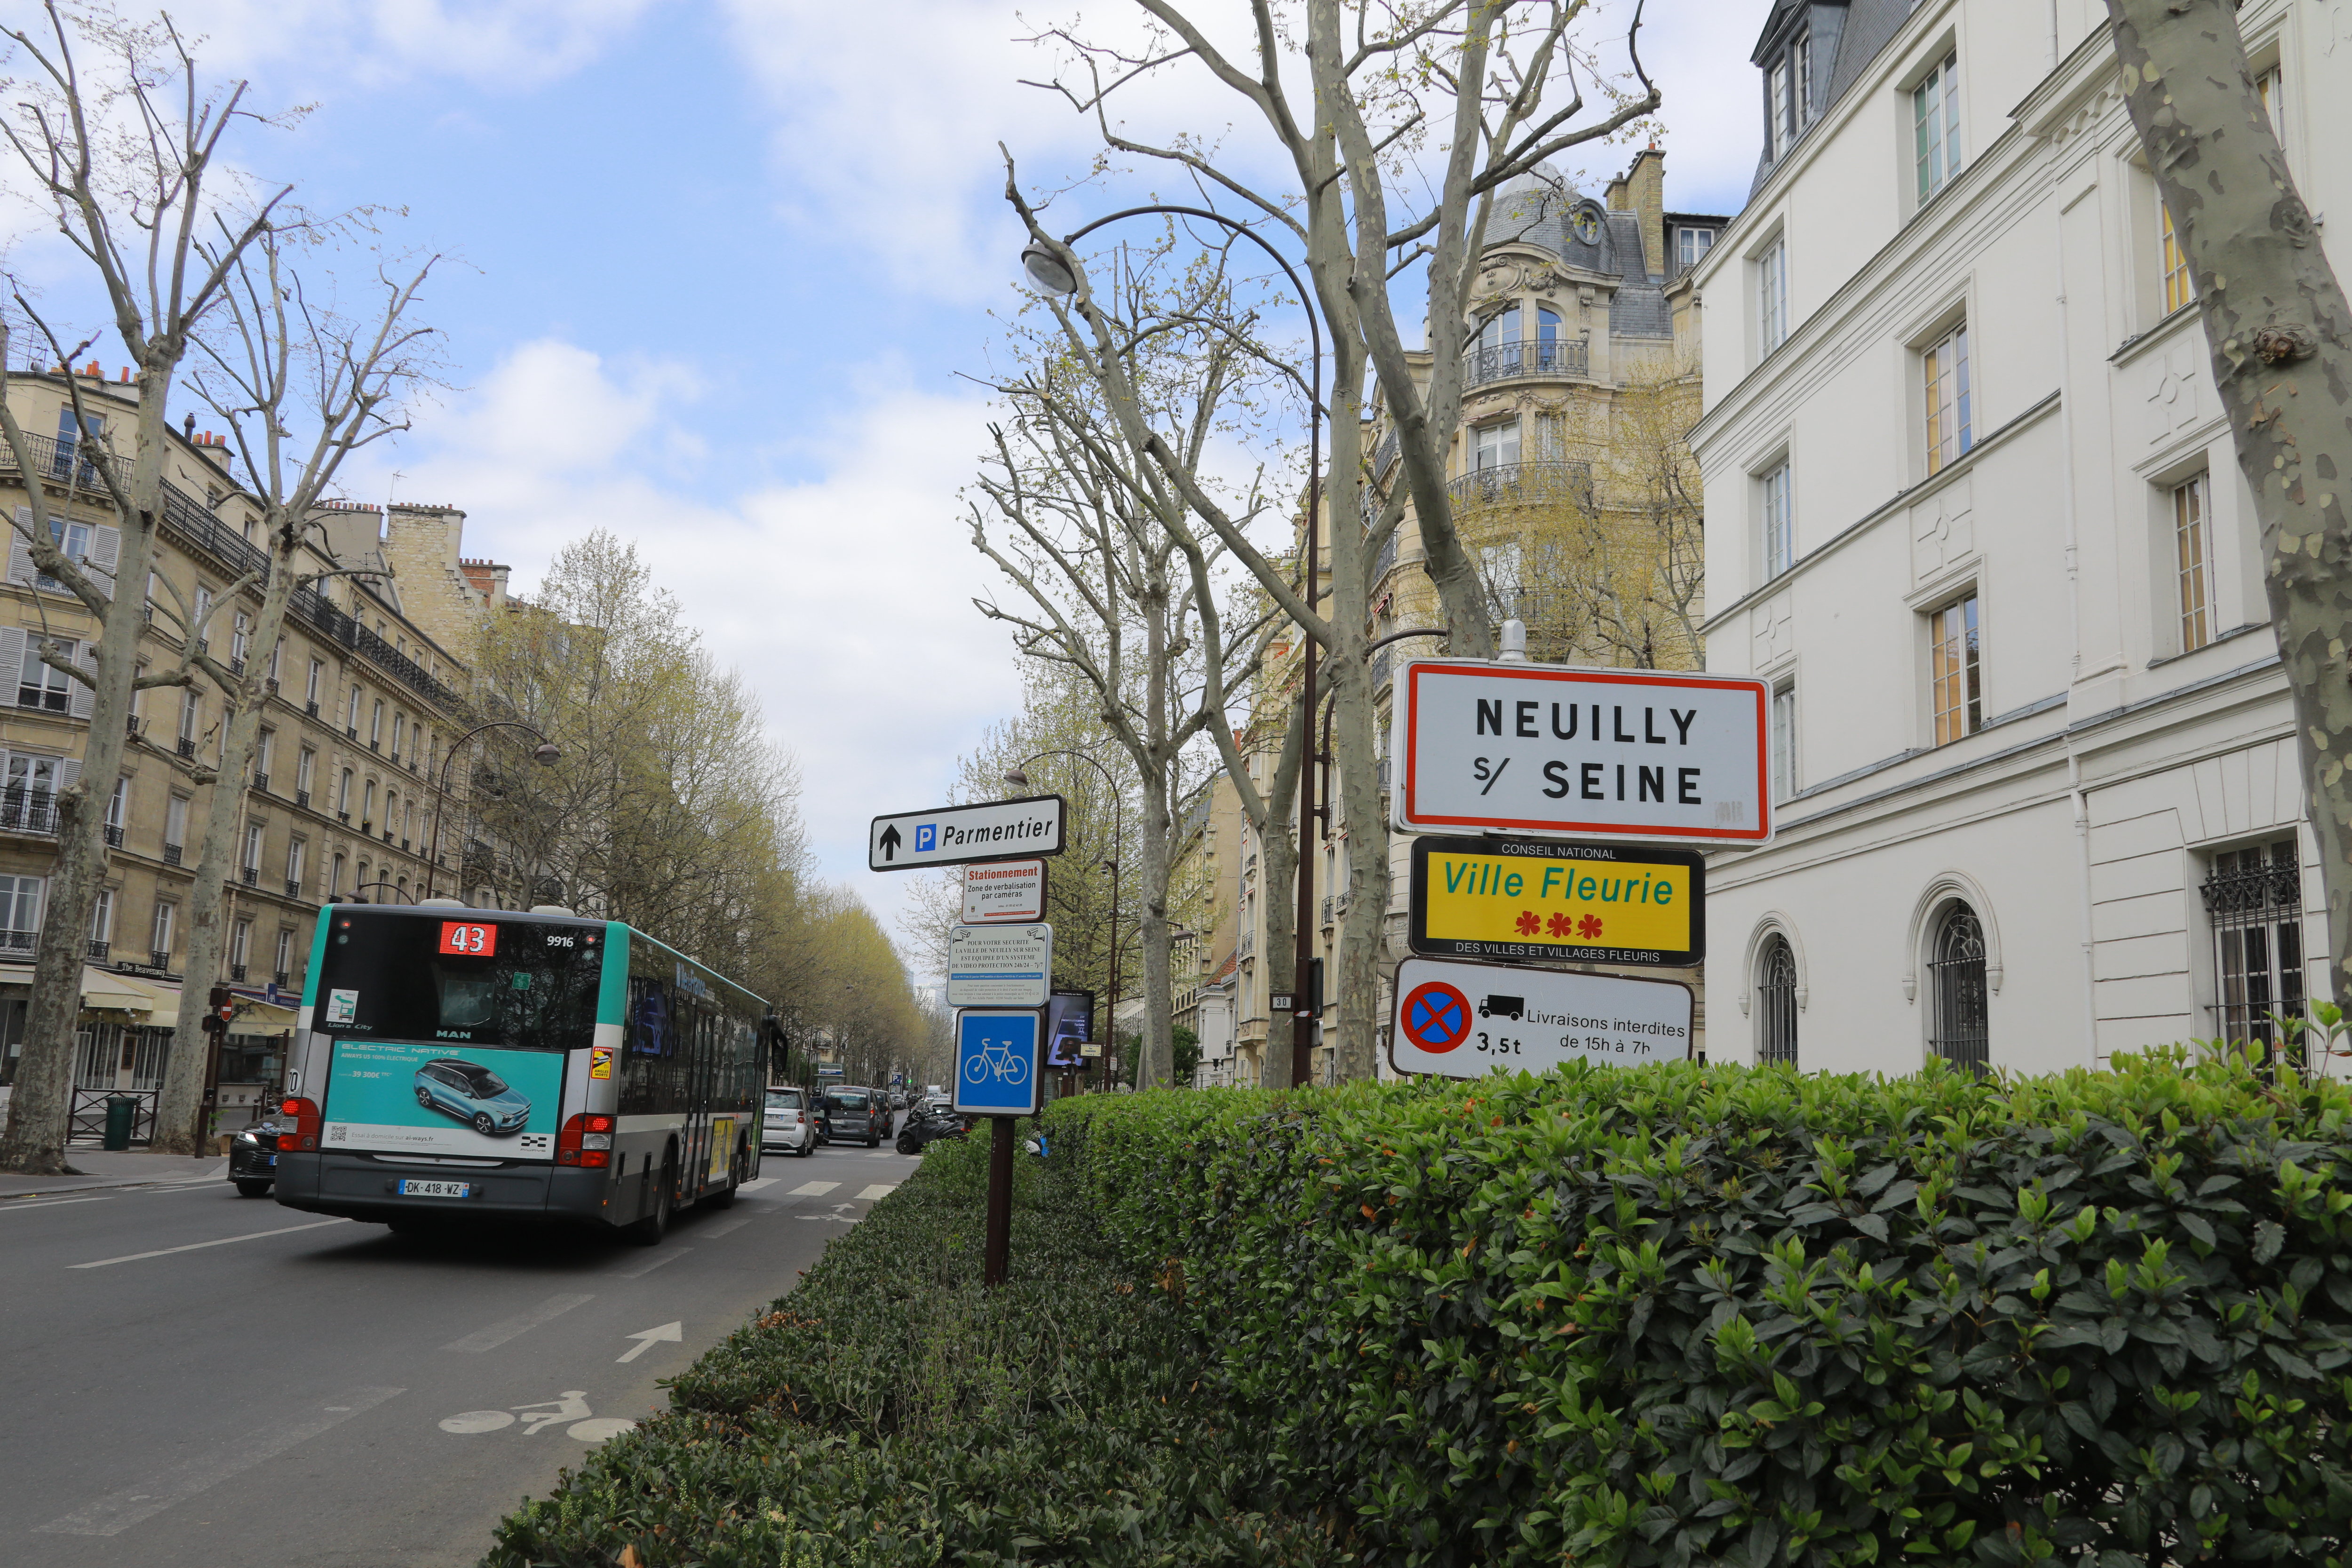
[895,1105,970,1155]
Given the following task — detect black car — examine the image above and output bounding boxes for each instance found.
[228,1120,281,1197]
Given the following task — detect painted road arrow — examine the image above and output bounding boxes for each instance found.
[616,1321,683,1364]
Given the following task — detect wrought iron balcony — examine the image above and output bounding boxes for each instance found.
[240,867,259,886]
[229,963,247,981]
[86,939,107,961]
[1446,460,1595,515]
[176,737,196,759]
[0,798,57,834]
[295,790,310,809]
[273,970,290,987]
[305,700,319,718]
[251,773,269,794]
[1462,336,1588,389]
[163,843,183,866]
[103,824,124,847]
[286,878,302,897]
[0,929,36,954]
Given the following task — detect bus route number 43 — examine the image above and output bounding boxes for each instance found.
[439,921,497,956]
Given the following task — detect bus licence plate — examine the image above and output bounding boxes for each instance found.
[399,1179,470,1199]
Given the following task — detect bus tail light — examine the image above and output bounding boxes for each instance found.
[279,1096,321,1150]
[557,1113,613,1168]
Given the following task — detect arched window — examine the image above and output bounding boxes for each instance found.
[1928,902,1989,1072]
[1536,305,1564,371]
[1757,934,1798,1066]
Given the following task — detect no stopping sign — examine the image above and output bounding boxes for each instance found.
[1399,979,1472,1054]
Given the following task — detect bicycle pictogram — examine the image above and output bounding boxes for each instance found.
[962,1031,1032,1087]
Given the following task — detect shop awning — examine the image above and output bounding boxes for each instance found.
[82,967,170,1017]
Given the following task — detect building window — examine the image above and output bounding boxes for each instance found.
[17,640,72,711]
[286,837,306,888]
[1930,594,1982,745]
[1927,902,1989,1072]
[2257,64,2284,146]
[165,794,189,852]
[330,852,346,897]
[1471,418,1520,470]
[0,875,41,951]
[4,756,59,826]
[1535,305,1565,371]
[369,699,384,748]
[337,769,353,815]
[107,775,127,834]
[1791,31,1812,129]
[1923,320,1971,476]
[2173,473,2213,652]
[242,821,264,874]
[346,685,362,732]
[1762,461,1794,578]
[2201,841,2305,1058]
[1677,226,1715,271]
[362,780,377,829]
[1757,933,1798,1066]
[89,886,112,945]
[1757,238,1788,353]
[1767,58,1789,159]
[2160,205,2193,315]
[1771,681,1797,800]
[179,690,200,744]
[34,518,93,593]
[230,917,252,975]
[297,746,315,798]
[306,658,323,706]
[149,899,174,959]
[1913,52,1962,204]
[273,927,294,983]
[230,611,251,668]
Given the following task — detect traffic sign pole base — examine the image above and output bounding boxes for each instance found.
[983,1115,1014,1288]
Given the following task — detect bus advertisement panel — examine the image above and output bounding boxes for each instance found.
[320,1039,564,1158]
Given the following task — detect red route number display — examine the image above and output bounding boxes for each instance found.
[438,920,498,957]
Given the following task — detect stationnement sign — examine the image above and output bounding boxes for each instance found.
[961,859,1047,923]
[1409,835,1703,967]
[869,795,1066,873]
[945,923,1054,1009]
[1388,957,1694,1080]
[1391,660,1771,845]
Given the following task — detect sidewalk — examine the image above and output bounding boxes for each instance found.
[0,1147,230,1201]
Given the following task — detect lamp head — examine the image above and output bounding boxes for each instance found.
[532,742,560,766]
[1020,239,1079,295]
[1002,767,1030,790]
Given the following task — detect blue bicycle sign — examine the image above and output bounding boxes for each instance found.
[953,1010,1042,1115]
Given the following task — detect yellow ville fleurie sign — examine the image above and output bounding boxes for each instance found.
[1407,835,1704,967]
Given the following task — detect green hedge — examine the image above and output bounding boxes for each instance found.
[1047,1051,2352,1568]
[484,1135,1343,1568]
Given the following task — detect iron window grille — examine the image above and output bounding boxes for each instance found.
[1926,903,1989,1074]
[1757,934,1798,1066]
[2200,841,2306,1063]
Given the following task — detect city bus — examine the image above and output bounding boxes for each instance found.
[272,902,775,1244]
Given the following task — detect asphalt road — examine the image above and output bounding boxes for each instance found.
[0,1137,917,1568]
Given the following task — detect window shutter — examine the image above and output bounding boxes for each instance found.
[58,756,81,796]
[7,508,34,588]
[86,524,119,596]
[0,628,23,707]
[68,643,95,720]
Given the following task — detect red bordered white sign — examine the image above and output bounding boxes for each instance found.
[1390,660,1772,845]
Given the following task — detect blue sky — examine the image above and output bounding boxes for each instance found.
[0,0,1774,971]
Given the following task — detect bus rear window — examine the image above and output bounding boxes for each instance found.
[313,912,604,1050]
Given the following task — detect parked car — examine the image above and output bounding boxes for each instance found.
[761,1087,817,1157]
[413,1058,532,1136]
[228,1120,280,1197]
[819,1086,883,1147]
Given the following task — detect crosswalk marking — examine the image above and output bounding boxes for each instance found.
[787,1180,839,1197]
[738,1177,777,1192]
[855,1184,897,1201]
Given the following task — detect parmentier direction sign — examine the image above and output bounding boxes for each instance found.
[1390,660,1772,846]
[869,795,1066,873]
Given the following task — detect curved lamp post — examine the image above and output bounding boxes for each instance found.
[1004,750,1125,1090]
[424,721,559,903]
[1021,207,1326,1088]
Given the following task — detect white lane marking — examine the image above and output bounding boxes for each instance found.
[618,1321,683,1363]
[442,1292,596,1353]
[0,1195,115,1214]
[36,1386,403,1536]
[737,1177,777,1192]
[68,1218,350,1268]
[568,1417,636,1441]
[855,1184,898,1200]
[700,1215,755,1236]
[610,1246,691,1279]
[787,1180,839,1196]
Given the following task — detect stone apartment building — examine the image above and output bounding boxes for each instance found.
[1691,0,2344,1076]
[1190,149,1721,1085]
[0,364,522,1127]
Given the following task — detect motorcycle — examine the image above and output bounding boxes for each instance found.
[895,1104,970,1156]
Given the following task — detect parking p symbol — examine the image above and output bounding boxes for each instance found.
[914,824,937,852]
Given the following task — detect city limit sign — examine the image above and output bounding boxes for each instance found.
[1390,660,1772,845]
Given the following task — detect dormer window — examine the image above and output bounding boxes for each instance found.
[1765,29,1813,163]
[1677,227,1716,271]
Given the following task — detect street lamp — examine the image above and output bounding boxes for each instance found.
[424,722,559,903]
[1004,751,1124,1091]
[1019,207,1326,1088]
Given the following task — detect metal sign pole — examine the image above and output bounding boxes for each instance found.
[983,1115,1015,1286]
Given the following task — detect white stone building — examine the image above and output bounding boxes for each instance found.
[1691,0,2344,1075]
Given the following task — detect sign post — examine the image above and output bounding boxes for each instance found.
[1390,957,1694,1078]
[954,1008,1043,1288]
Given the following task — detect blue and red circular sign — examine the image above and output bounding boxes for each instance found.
[1400,981,1472,1053]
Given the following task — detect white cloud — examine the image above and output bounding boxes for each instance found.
[124,0,660,92]
[358,338,1022,947]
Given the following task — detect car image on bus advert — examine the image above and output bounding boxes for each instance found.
[414,1058,532,1136]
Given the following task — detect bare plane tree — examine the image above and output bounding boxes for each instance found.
[1009,0,1658,1076]
[147,226,441,1154]
[0,5,286,1173]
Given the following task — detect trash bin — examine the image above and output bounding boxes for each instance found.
[103,1095,138,1151]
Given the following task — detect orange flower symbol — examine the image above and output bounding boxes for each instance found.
[1545,913,1574,938]
[1515,910,1541,935]
[1577,914,1604,940]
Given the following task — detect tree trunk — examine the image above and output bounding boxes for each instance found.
[1136,744,1174,1090]
[0,382,169,1173]
[2106,0,2352,1022]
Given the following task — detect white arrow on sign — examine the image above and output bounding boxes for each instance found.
[616,1321,683,1363]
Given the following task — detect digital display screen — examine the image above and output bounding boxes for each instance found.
[438,921,498,957]
[1044,989,1094,1069]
